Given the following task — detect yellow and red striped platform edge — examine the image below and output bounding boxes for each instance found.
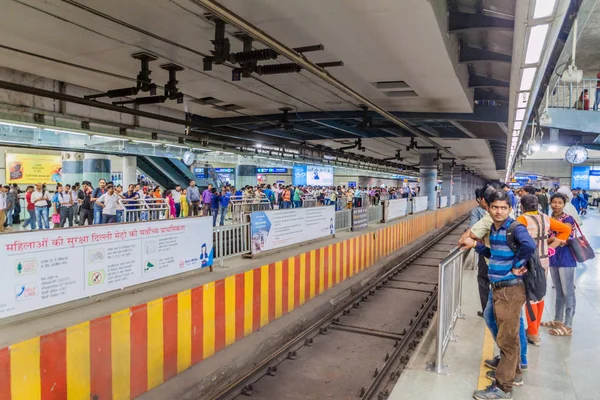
[0,201,474,400]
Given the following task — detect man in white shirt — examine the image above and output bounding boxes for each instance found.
[0,186,7,232]
[31,183,50,229]
[58,184,76,227]
[96,184,123,224]
[172,185,182,217]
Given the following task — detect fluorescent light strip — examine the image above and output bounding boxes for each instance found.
[44,128,89,137]
[515,109,526,121]
[130,139,158,145]
[533,0,557,19]
[520,67,537,91]
[166,144,190,149]
[524,24,549,64]
[0,121,37,129]
[517,92,530,108]
[93,135,122,141]
[514,121,523,130]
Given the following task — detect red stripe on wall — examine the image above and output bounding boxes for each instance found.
[332,244,338,284]
[282,259,289,314]
[304,253,310,300]
[345,241,350,278]
[0,347,9,400]
[40,329,67,400]
[268,263,276,322]
[252,267,262,332]
[324,246,329,289]
[191,286,204,364]
[163,294,178,382]
[90,315,112,400]
[214,279,226,353]
[130,304,148,398]
[294,255,301,308]
[235,273,245,341]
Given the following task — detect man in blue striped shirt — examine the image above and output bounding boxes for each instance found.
[469,190,536,399]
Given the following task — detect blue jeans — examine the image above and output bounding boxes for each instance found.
[93,207,103,225]
[116,209,124,223]
[5,208,14,226]
[35,207,49,230]
[484,290,528,365]
[594,88,600,110]
[212,208,219,227]
[24,209,36,230]
[282,201,291,209]
[102,213,116,224]
[294,200,301,208]
[219,205,227,226]
[550,267,576,328]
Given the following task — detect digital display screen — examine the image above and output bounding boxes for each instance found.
[214,168,235,173]
[256,168,287,174]
[590,170,600,190]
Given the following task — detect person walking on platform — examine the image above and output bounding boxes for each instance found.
[91,178,107,224]
[58,184,75,227]
[172,185,182,218]
[186,180,201,216]
[516,195,570,346]
[181,189,189,218]
[219,187,231,226]
[210,187,221,227]
[470,188,490,318]
[464,190,536,400]
[23,185,36,230]
[541,193,579,337]
[31,183,50,230]
[202,184,213,216]
[78,181,93,226]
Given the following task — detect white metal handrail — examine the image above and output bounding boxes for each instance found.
[335,209,352,231]
[368,204,383,223]
[213,222,251,265]
[549,79,600,110]
[120,198,170,222]
[429,247,467,374]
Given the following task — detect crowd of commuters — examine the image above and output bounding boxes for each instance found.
[460,182,592,399]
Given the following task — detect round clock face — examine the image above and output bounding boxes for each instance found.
[182,150,196,166]
[565,145,588,164]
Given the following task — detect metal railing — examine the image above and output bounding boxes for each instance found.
[430,247,468,374]
[213,222,251,265]
[120,198,170,222]
[549,79,600,111]
[368,204,383,223]
[300,194,318,208]
[335,209,352,232]
[230,194,271,224]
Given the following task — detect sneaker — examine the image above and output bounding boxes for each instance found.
[520,363,528,372]
[485,355,501,370]
[485,370,523,386]
[473,384,512,400]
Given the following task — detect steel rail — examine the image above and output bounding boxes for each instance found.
[188,0,481,175]
[209,214,469,400]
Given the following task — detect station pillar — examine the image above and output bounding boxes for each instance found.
[61,152,83,186]
[83,154,111,185]
[441,163,453,200]
[235,165,256,188]
[461,170,468,201]
[452,166,462,204]
[122,156,137,188]
[419,153,438,211]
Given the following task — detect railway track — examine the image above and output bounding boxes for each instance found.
[211,216,470,400]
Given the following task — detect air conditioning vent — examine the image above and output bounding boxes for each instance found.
[213,104,245,111]
[193,96,224,105]
[385,90,418,98]
[372,81,411,90]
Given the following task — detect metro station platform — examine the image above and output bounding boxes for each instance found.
[389,210,600,400]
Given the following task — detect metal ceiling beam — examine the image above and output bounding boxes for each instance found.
[474,89,509,102]
[469,75,510,89]
[210,105,508,126]
[190,0,486,176]
[459,46,512,64]
[449,12,515,33]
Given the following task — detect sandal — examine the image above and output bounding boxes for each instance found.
[541,320,562,328]
[549,326,572,336]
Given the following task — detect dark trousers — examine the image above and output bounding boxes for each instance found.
[190,201,200,216]
[175,203,181,218]
[79,208,93,226]
[493,284,526,393]
[60,207,73,228]
[477,254,490,312]
[202,203,211,216]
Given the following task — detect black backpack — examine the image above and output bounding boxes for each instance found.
[505,220,547,322]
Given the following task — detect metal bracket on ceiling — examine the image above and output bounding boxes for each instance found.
[382,150,403,162]
[356,105,373,129]
[338,138,365,152]
[112,63,185,106]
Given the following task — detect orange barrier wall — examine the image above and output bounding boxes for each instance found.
[0,201,475,400]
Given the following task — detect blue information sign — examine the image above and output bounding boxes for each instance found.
[214,168,234,173]
[257,168,288,174]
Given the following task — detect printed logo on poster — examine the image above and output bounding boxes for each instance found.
[87,249,106,263]
[15,259,37,276]
[144,260,157,273]
[88,270,105,285]
[15,283,37,301]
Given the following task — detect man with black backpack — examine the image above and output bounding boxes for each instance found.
[463,190,536,400]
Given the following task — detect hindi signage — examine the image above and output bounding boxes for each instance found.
[0,217,213,318]
[251,207,335,254]
[352,207,369,230]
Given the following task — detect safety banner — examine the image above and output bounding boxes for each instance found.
[251,206,335,254]
[5,153,63,184]
[0,217,213,319]
[384,198,407,222]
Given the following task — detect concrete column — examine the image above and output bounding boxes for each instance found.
[83,154,111,185]
[122,156,137,188]
[452,166,462,203]
[419,153,438,211]
[61,152,83,186]
[235,165,256,188]
[442,163,453,199]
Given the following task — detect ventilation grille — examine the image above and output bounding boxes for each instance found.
[384,90,418,98]
[371,80,418,97]
[213,104,245,111]
[192,96,224,105]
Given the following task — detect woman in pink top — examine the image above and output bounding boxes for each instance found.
[164,190,176,219]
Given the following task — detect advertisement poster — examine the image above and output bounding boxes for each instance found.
[413,196,428,213]
[0,217,213,318]
[352,207,369,230]
[251,207,335,254]
[293,165,307,186]
[385,198,407,222]
[5,153,62,184]
[590,170,600,190]
[307,165,334,186]
[571,166,590,190]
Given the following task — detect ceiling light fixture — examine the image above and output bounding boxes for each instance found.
[524,24,549,64]
[44,128,89,137]
[93,134,123,141]
[517,92,530,108]
[520,68,537,91]
[514,121,523,130]
[515,109,526,121]
[533,0,557,19]
[1,121,37,130]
